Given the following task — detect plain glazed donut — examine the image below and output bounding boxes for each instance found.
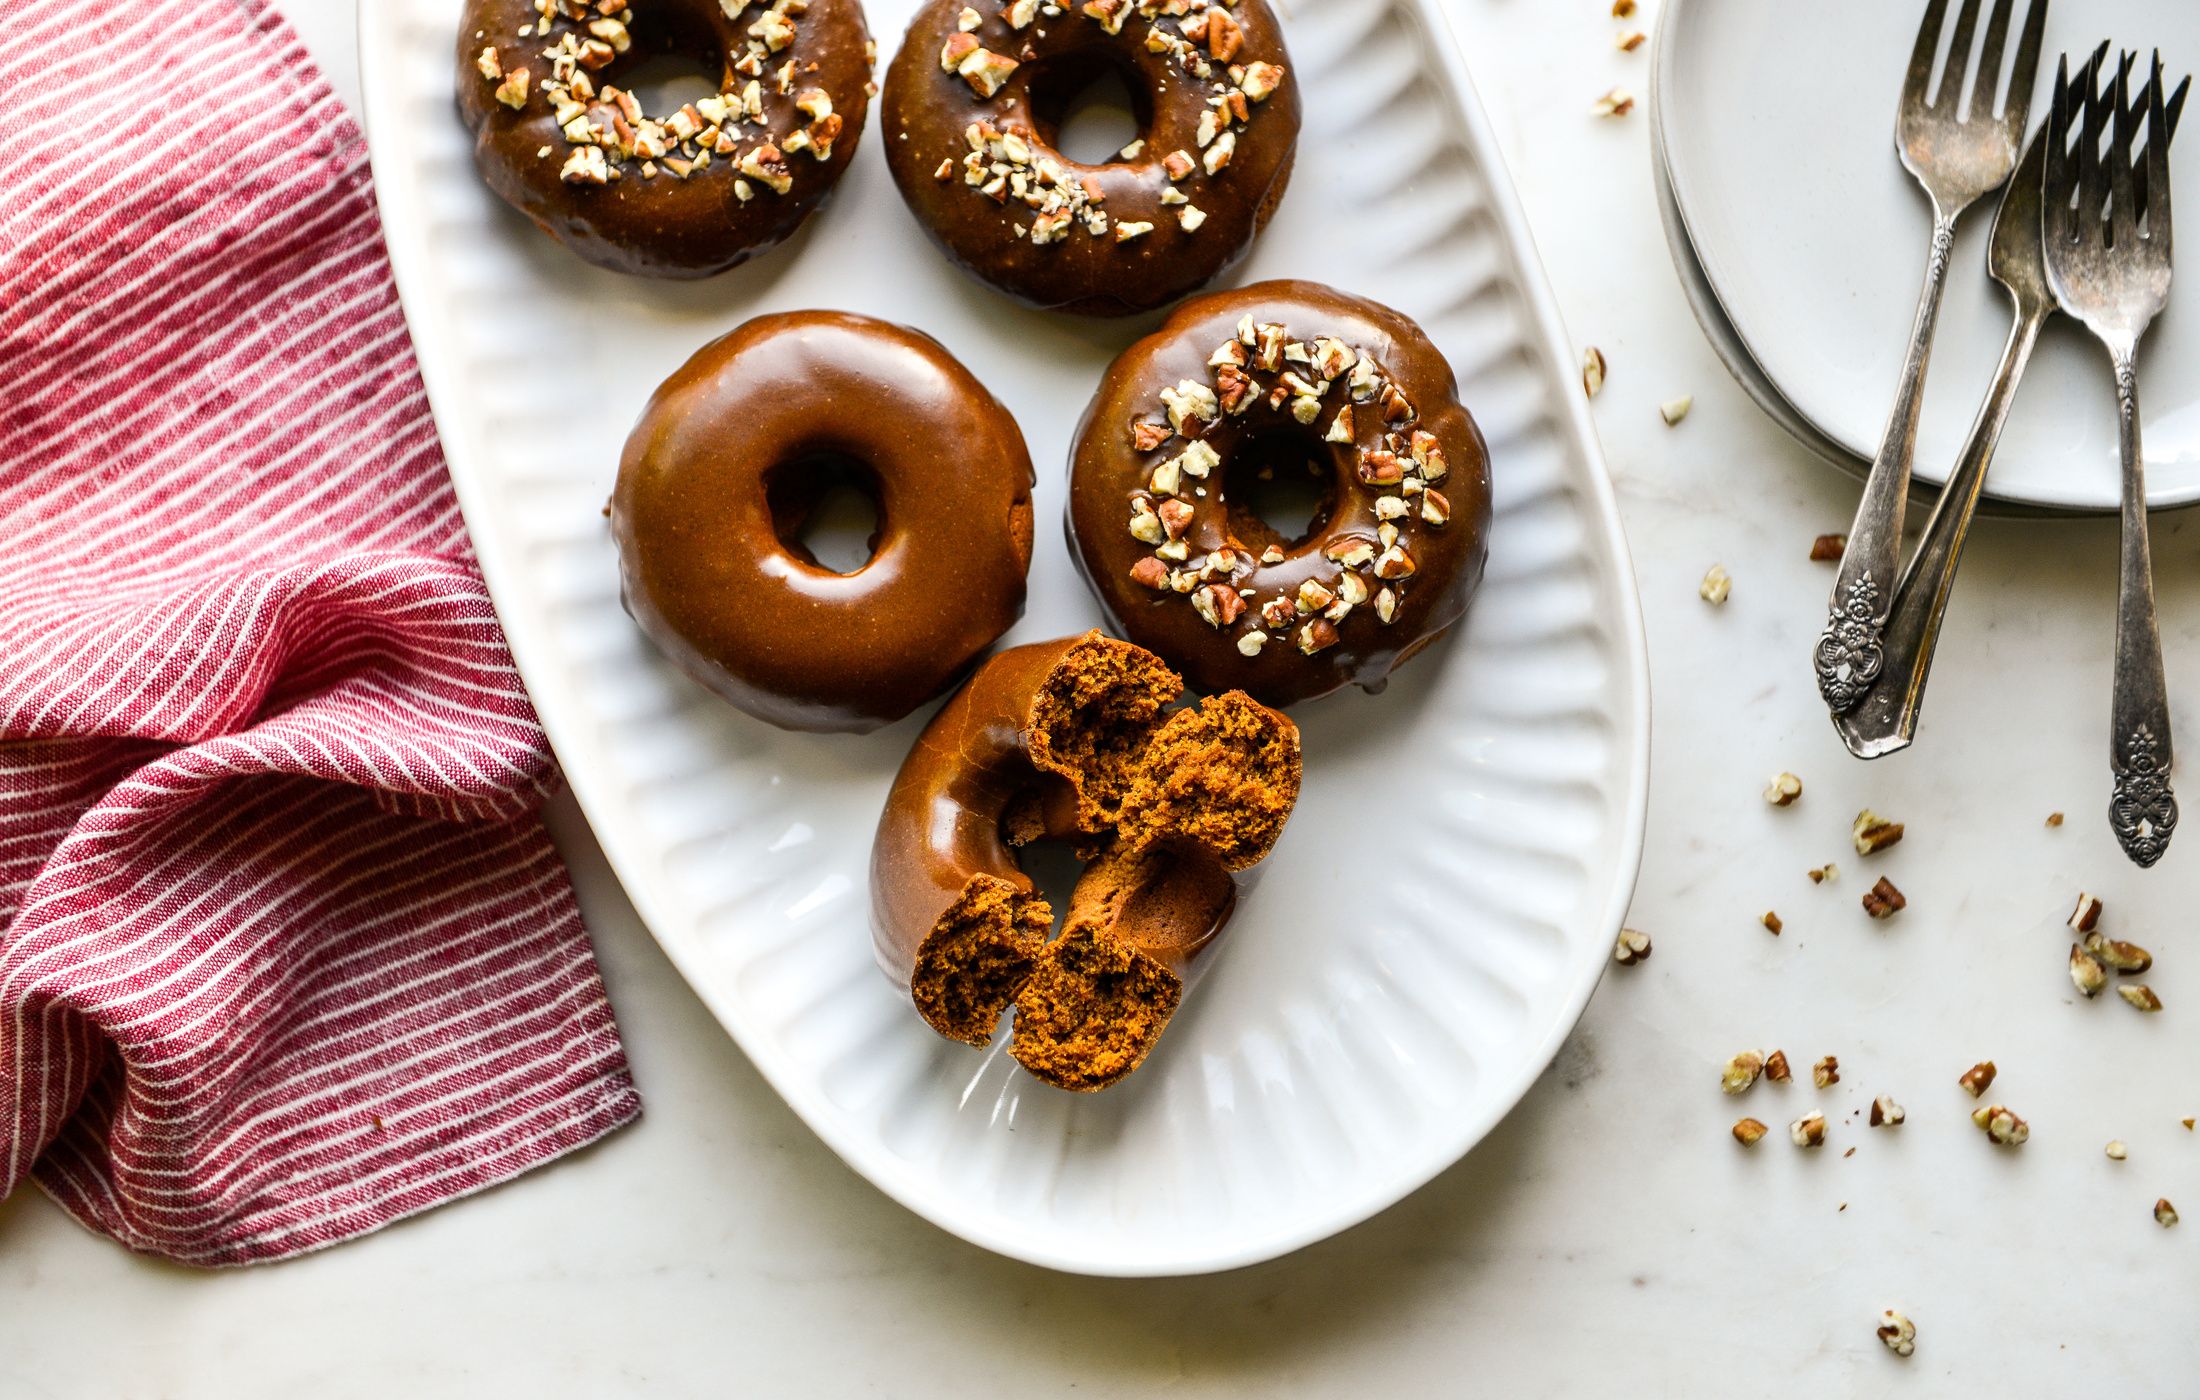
[611,311,1036,733]
[870,632,1301,1091]
[457,0,874,279]
[1067,280,1493,707]
[880,0,1300,316]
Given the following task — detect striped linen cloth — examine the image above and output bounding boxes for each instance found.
[0,0,641,1264]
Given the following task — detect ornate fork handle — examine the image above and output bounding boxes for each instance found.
[1818,216,1959,714]
[1835,306,2046,757]
[2109,350,2177,866]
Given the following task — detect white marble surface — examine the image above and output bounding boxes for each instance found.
[5,2,2196,1394]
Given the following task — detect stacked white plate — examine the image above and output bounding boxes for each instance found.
[1651,0,2200,516]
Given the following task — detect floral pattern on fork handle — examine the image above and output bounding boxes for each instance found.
[2110,355,2178,867]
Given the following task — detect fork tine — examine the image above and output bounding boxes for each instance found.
[1905,0,1953,109]
[1971,0,2016,121]
[2130,58,2184,217]
[2148,52,2175,254]
[2110,53,2139,246]
[1937,0,1985,113]
[2046,52,2077,244]
[2080,49,2113,243]
[2003,0,2051,125]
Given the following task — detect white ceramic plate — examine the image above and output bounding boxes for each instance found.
[360,0,1649,1274]
[1657,0,2200,513]
[1646,72,1857,476]
[1646,49,2066,521]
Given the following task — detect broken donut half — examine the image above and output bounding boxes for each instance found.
[869,631,1302,1091]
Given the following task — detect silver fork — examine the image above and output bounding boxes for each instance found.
[1837,51,2188,759]
[1816,0,2048,715]
[2045,49,2182,868]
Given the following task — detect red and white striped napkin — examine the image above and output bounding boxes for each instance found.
[0,1,641,1264]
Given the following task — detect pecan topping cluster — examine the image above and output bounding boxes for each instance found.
[936,0,1289,245]
[1121,317,1453,661]
[475,0,847,193]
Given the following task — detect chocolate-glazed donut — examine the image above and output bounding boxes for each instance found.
[458,0,873,279]
[871,632,1301,1090]
[612,311,1036,733]
[1068,281,1494,707]
[880,0,1299,316]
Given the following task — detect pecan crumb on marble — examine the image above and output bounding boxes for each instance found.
[1809,533,1847,562]
[1877,1310,1916,1358]
[1732,1116,1769,1146]
[1958,1061,1997,1097]
[1613,927,1653,965]
[2118,984,2164,1013]
[2068,891,2103,933]
[1862,876,1905,919]
[1852,810,1904,856]
[2086,931,2152,974]
[2070,944,2109,998]
[1721,1051,1765,1095]
[1972,1104,2028,1146]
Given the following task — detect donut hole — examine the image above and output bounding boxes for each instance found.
[765,452,884,575]
[1069,838,1236,960]
[1222,431,1339,554]
[1009,834,1087,940]
[597,0,729,120]
[1026,50,1151,165]
[618,47,727,121]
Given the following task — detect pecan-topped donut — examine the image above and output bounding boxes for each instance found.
[880,0,1299,316]
[1068,281,1494,707]
[458,0,873,279]
[612,311,1036,732]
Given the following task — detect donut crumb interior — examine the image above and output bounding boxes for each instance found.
[1023,635,1181,834]
[910,876,1050,1047]
[1008,923,1184,1093]
[1115,692,1302,872]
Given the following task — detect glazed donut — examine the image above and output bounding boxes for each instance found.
[880,0,1300,316]
[611,311,1036,733]
[871,632,1301,1091]
[457,0,873,278]
[1068,281,1493,707]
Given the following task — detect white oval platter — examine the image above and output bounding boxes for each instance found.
[360,0,1649,1275]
